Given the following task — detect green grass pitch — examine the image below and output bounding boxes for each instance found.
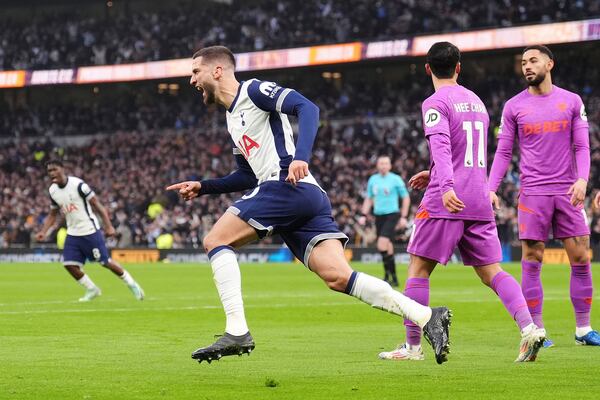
[1,262,599,399]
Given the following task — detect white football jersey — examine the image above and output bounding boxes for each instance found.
[49,176,100,236]
[226,79,320,187]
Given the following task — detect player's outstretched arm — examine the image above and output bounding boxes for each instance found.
[35,208,59,241]
[167,153,258,198]
[89,197,116,237]
[166,181,201,201]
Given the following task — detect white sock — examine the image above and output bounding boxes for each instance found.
[521,323,536,335]
[119,270,135,286]
[210,247,249,336]
[348,272,432,328]
[576,326,593,337]
[77,274,98,291]
[407,343,421,351]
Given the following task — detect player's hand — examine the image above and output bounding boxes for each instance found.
[567,178,587,207]
[166,181,202,201]
[357,215,367,226]
[595,191,600,208]
[286,160,309,186]
[104,226,116,238]
[442,190,465,213]
[35,231,46,242]
[490,191,500,210]
[409,170,430,190]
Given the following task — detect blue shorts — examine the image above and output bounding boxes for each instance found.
[63,231,110,267]
[227,181,348,267]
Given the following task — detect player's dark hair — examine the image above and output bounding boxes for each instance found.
[45,159,63,168]
[522,45,554,60]
[192,46,236,68]
[426,42,461,79]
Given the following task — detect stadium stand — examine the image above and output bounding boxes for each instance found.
[1,0,598,70]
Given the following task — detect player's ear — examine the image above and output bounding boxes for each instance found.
[455,62,461,76]
[547,58,554,72]
[212,65,223,79]
[425,63,432,76]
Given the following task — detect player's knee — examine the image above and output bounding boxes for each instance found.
[523,242,544,262]
[571,252,590,265]
[202,233,223,253]
[376,238,389,250]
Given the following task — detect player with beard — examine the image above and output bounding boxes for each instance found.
[166,45,452,364]
[489,45,599,347]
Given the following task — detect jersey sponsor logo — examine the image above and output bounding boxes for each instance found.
[424,108,441,127]
[580,104,588,121]
[259,81,281,99]
[523,120,568,135]
[61,203,79,213]
[238,134,260,158]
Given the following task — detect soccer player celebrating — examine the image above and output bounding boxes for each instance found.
[166,46,451,364]
[379,42,545,363]
[36,160,144,302]
[489,45,599,346]
[359,155,410,286]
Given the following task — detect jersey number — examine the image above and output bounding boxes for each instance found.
[462,121,485,168]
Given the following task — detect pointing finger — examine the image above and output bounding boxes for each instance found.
[166,183,184,191]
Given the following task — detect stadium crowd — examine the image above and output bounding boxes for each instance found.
[1,21,600,249]
[1,0,598,70]
[2,59,600,249]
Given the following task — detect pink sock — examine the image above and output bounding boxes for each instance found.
[403,278,429,346]
[491,271,533,331]
[570,263,593,328]
[521,260,544,328]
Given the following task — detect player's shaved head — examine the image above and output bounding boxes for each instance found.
[192,46,236,68]
[426,42,460,79]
